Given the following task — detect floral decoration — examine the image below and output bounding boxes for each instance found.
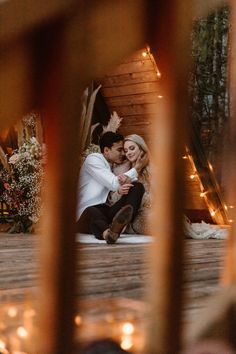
[0,136,45,233]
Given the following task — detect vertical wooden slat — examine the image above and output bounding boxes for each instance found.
[37,19,83,353]
[222,1,236,285]
[37,2,146,353]
[145,2,193,354]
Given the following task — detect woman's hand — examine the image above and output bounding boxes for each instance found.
[118,183,133,195]
[134,152,149,173]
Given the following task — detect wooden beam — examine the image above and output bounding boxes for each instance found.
[0,0,76,44]
[222,0,236,285]
[145,1,193,353]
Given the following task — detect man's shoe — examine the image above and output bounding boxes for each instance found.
[103,229,120,244]
[103,205,134,244]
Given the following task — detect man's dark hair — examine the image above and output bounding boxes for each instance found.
[99,132,124,153]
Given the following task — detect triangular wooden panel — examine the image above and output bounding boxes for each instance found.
[96,47,228,225]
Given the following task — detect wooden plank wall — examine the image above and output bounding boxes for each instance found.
[98,48,160,144]
[98,48,212,220]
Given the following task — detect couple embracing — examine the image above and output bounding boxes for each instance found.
[76,132,151,244]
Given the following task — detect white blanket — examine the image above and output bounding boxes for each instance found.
[77,233,152,244]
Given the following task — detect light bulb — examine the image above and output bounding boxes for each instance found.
[120,336,133,351]
[122,322,134,335]
[17,326,28,338]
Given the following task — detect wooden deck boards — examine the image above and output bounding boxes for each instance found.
[0,234,226,323]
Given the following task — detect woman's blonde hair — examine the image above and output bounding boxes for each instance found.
[124,134,149,154]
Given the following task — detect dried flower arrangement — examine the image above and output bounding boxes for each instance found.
[0,114,45,233]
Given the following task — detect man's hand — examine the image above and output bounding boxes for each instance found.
[118,183,133,195]
[134,152,149,174]
[118,174,131,185]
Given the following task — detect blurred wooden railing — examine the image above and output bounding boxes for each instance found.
[0,1,235,354]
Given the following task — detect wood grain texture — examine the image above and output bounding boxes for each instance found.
[0,233,225,326]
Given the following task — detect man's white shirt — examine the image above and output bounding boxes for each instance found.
[77,153,138,220]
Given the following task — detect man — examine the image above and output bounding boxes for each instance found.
[76,131,147,244]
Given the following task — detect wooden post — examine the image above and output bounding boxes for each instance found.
[37,2,146,353]
[145,2,193,353]
[222,0,236,285]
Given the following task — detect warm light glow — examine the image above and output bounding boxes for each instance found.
[210,210,216,216]
[74,315,82,326]
[224,205,228,210]
[189,174,195,179]
[122,322,134,335]
[200,192,205,197]
[208,163,213,171]
[0,339,6,349]
[229,219,234,223]
[157,95,163,99]
[17,326,28,338]
[120,336,133,351]
[24,309,36,318]
[229,205,235,209]
[157,72,161,77]
[7,306,18,318]
[142,51,147,57]
[182,155,188,159]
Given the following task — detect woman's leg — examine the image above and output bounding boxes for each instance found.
[108,182,145,221]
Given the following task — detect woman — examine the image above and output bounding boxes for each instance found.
[112,134,151,235]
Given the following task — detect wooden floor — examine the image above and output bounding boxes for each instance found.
[0,233,226,324]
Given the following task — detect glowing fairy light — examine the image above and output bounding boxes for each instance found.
[7,307,18,318]
[74,315,82,326]
[210,210,216,217]
[229,219,234,223]
[17,326,28,338]
[142,51,147,57]
[189,174,195,180]
[157,95,163,99]
[122,322,134,335]
[157,72,161,77]
[182,155,188,159]
[120,336,133,351]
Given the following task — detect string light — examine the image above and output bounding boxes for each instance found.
[16,326,28,338]
[210,210,216,217]
[224,205,228,210]
[208,162,213,171]
[157,95,163,99]
[200,192,206,198]
[142,51,147,57]
[122,322,134,335]
[229,219,234,223]
[74,315,82,326]
[229,205,235,209]
[7,307,18,318]
[182,155,188,159]
[157,72,161,77]
[189,174,196,180]
[120,336,133,351]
